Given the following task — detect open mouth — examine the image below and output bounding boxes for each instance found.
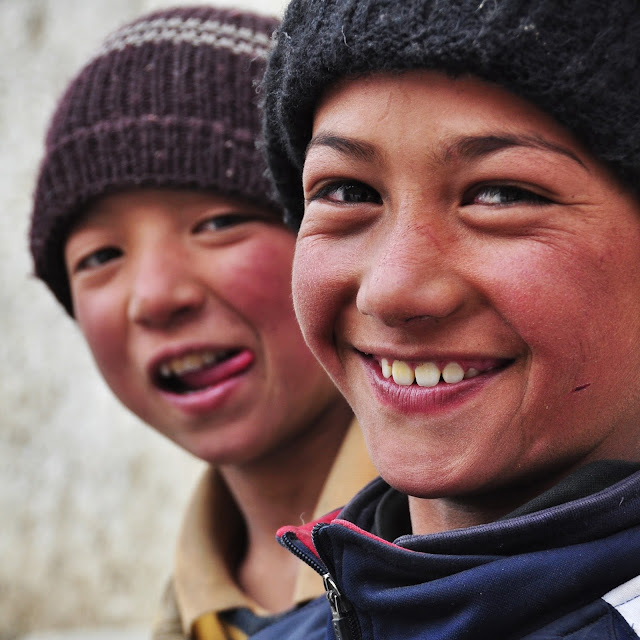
[153,348,242,394]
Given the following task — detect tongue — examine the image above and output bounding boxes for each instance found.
[178,350,254,391]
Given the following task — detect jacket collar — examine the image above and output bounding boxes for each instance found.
[280,467,640,639]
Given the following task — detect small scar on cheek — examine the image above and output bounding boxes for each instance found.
[571,383,591,393]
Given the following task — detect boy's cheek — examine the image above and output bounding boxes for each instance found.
[226,228,298,323]
[292,243,340,361]
[73,287,122,372]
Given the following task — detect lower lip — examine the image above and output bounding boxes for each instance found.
[158,350,255,416]
[361,356,503,415]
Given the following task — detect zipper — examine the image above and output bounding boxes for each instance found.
[280,524,361,639]
[322,572,361,640]
[278,529,328,575]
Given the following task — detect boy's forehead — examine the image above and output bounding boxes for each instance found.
[310,71,593,174]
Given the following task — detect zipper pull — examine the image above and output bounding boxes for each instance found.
[323,573,357,640]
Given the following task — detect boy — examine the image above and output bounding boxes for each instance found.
[29,6,375,639]
[257,0,640,638]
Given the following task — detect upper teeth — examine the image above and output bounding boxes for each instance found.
[159,350,222,378]
[416,362,440,387]
[381,359,479,386]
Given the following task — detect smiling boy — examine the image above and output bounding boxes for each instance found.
[29,6,375,639]
[299,72,640,517]
[254,0,640,638]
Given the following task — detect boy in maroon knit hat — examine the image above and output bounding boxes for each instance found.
[29,6,375,639]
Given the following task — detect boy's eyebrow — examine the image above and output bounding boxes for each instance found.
[306,133,380,163]
[446,134,587,169]
[305,131,587,171]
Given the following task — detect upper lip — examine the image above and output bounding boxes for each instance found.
[355,345,514,365]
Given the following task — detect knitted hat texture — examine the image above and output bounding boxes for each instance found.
[31,5,280,315]
[262,0,640,229]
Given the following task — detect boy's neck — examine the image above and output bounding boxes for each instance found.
[218,399,353,613]
[407,468,573,535]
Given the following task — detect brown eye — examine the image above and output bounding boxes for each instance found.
[310,180,382,205]
[75,247,122,272]
[194,214,245,232]
[467,185,551,206]
[193,211,271,233]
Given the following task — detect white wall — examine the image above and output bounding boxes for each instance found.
[0,0,287,636]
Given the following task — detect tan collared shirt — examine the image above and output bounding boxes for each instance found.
[152,419,376,639]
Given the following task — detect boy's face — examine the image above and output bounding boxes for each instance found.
[66,188,346,465]
[295,70,640,501]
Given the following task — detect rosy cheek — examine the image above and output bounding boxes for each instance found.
[476,243,613,376]
[292,240,342,357]
[228,236,297,323]
[74,291,123,374]
[291,258,317,319]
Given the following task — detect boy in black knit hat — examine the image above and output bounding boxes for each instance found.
[29,6,375,639]
[254,1,640,638]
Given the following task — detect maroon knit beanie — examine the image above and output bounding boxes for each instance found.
[30,5,280,316]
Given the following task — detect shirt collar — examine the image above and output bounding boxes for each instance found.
[174,418,377,634]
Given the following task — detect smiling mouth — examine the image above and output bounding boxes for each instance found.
[154,349,241,394]
[371,355,512,387]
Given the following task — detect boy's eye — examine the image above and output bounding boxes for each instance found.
[465,185,551,206]
[309,180,382,205]
[75,247,122,272]
[194,213,262,232]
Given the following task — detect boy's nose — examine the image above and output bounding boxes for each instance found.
[127,251,206,328]
[356,217,470,327]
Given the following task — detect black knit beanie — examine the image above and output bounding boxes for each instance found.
[31,5,280,316]
[262,0,640,229]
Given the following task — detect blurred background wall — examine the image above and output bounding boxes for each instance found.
[0,0,287,637]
